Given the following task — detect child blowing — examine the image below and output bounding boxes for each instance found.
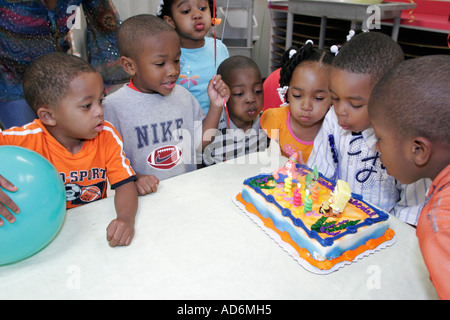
[261,40,334,163]
[368,55,450,300]
[103,14,229,188]
[157,0,229,114]
[306,31,430,226]
[203,55,268,165]
[0,52,138,247]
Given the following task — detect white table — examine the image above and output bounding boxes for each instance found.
[0,147,438,299]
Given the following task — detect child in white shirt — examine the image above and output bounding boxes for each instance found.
[307,31,430,225]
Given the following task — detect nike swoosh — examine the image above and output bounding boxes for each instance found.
[156,151,175,163]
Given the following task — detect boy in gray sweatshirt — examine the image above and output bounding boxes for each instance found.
[104,15,229,195]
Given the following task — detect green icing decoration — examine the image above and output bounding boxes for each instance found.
[249,176,276,189]
[313,165,319,180]
[311,216,360,234]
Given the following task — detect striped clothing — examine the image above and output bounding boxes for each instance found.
[416,164,450,299]
[202,111,268,166]
[307,107,430,225]
[0,120,136,208]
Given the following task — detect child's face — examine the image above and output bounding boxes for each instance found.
[128,31,181,95]
[52,72,105,142]
[330,68,373,133]
[371,115,418,184]
[227,67,264,130]
[288,63,331,129]
[166,0,212,48]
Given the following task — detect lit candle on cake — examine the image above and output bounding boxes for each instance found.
[304,190,313,213]
[311,182,320,202]
[293,189,302,207]
[284,176,293,195]
[305,173,313,191]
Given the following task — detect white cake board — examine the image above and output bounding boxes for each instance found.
[233,194,397,275]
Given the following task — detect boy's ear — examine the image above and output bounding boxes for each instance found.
[411,136,432,167]
[163,15,176,29]
[120,56,137,77]
[36,106,57,127]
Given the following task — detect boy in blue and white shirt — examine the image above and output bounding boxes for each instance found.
[307,31,430,226]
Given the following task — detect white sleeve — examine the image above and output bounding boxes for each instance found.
[307,107,338,179]
[392,178,431,226]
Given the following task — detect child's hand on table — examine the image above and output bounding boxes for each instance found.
[135,174,159,196]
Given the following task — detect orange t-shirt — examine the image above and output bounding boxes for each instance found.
[260,105,314,163]
[0,120,136,209]
[416,164,450,299]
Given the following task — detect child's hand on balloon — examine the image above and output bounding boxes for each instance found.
[0,175,19,226]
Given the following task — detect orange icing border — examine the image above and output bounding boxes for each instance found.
[236,193,396,270]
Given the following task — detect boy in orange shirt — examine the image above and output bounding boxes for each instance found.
[0,52,138,247]
[369,55,450,299]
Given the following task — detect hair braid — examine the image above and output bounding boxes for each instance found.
[279,42,330,87]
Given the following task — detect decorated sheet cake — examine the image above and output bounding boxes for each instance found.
[234,153,396,274]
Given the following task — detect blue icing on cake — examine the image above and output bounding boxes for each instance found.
[240,164,393,265]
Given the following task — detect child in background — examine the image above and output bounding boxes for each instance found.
[260,40,334,163]
[306,31,430,226]
[203,55,268,165]
[104,15,229,188]
[368,55,450,300]
[157,0,229,114]
[0,52,138,247]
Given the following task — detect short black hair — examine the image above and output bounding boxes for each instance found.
[22,52,97,112]
[333,31,404,85]
[117,14,175,59]
[217,55,261,84]
[279,42,334,87]
[369,55,450,145]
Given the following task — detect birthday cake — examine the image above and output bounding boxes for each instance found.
[234,154,396,273]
